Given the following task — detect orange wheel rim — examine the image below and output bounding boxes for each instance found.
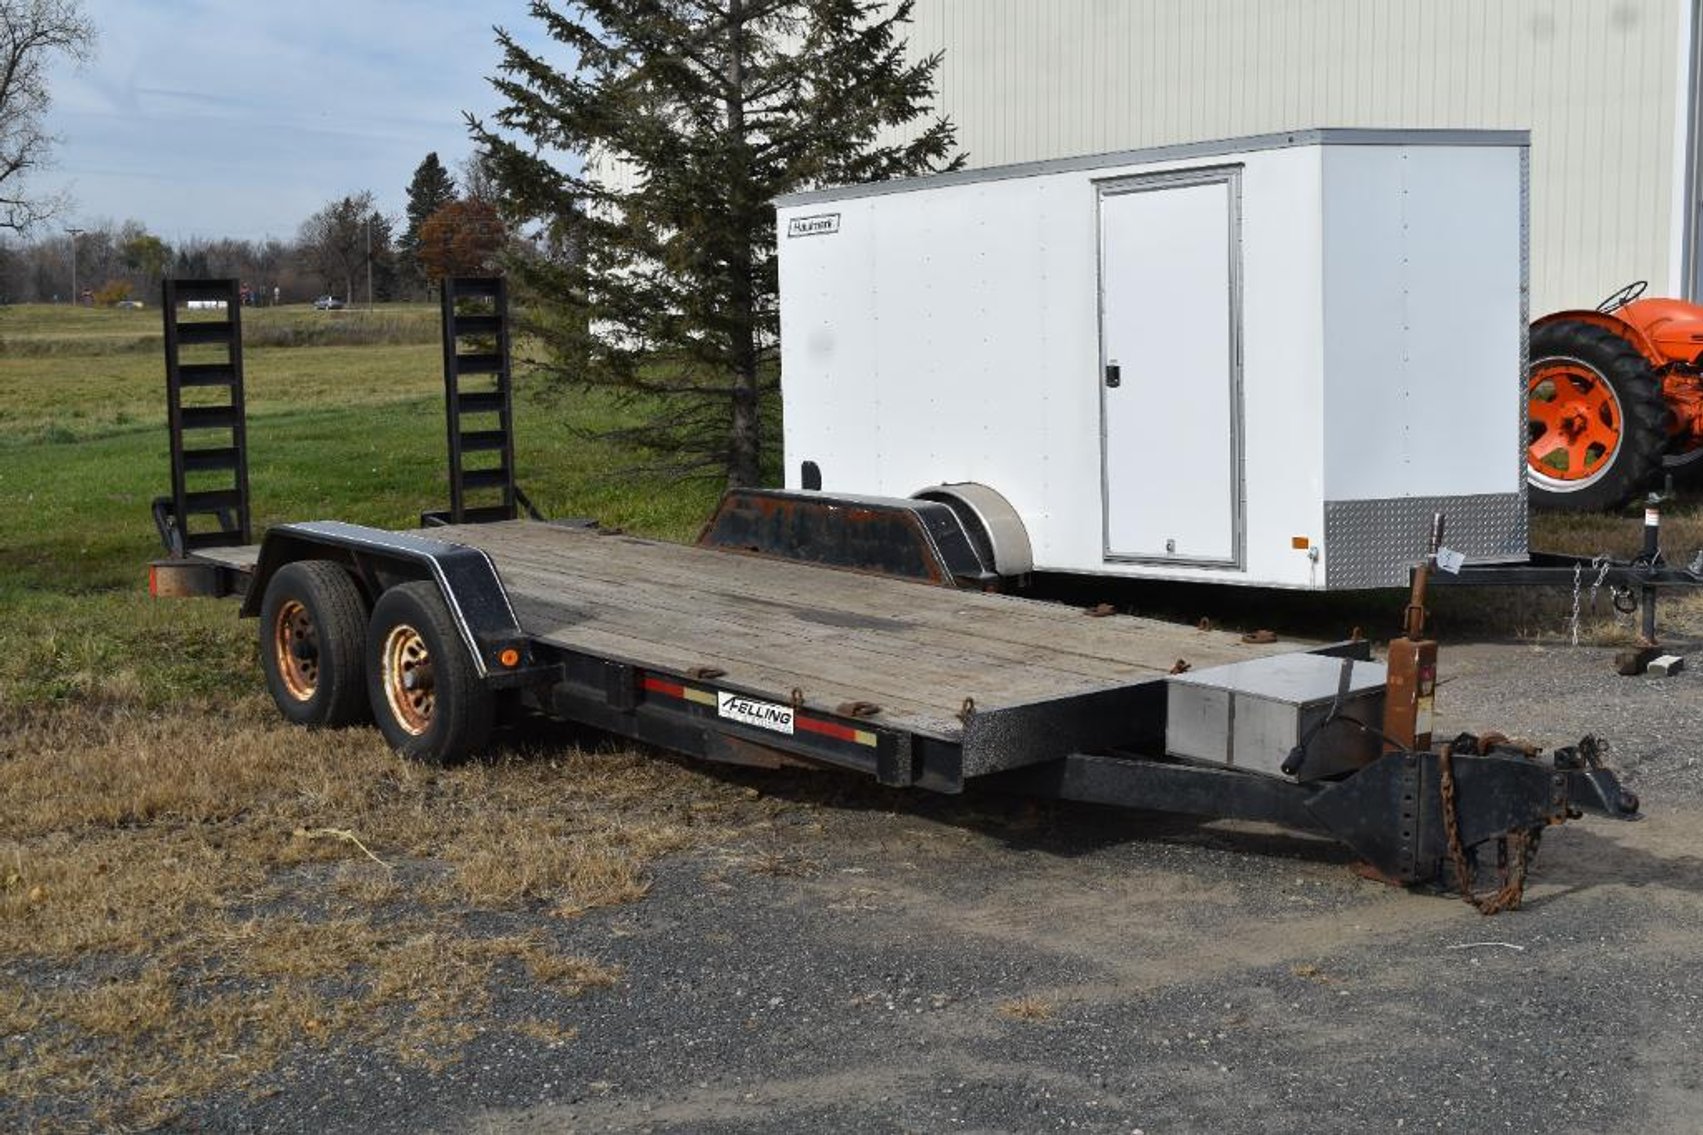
[273,599,319,702]
[1527,358,1623,488]
[380,623,434,735]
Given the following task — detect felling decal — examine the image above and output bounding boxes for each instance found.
[641,675,877,746]
[716,691,796,735]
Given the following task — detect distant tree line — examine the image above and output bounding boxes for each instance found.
[0,150,511,306]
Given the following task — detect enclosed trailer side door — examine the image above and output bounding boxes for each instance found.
[1098,169,1244,567]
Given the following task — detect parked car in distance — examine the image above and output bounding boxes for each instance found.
[115,299,145,310]
[313,295,345,310]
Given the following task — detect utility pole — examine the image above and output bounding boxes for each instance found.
[65,226,85,304]
[366,216,374,311]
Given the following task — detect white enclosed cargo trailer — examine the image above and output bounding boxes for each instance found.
[775,129,1530,590]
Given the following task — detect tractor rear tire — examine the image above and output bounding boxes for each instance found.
[1526,320,1667,512]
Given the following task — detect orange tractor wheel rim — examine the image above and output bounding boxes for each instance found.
[1527,360,1622,485]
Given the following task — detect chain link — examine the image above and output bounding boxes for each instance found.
[1571,554,1618,644]
[1569,562,1583,646]
[1438,745,1537,915]
[1589,553,1611,603]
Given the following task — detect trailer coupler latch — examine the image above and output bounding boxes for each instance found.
[1552,734,1641,818]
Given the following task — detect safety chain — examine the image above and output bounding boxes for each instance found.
[1570,555,1615,646]
[1569,562,1583,646]
[1438,745,1537,915]
[1589,553,1611,606]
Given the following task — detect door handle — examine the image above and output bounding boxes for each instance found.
[1105,362,1121,388]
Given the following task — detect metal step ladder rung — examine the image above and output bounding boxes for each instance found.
[451,504,517,524]
[180,447,240,472]
[181,488,243,512]
[180,405,238,430]
[454,353,504,376]
[177,363,236,387]
[447,277,502,300]
[458,467,510,490]
[455,391,505,415]
[450,314,502,336]
[172,321,235,346]
[170,279,239,303]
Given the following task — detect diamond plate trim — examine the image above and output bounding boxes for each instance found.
[1324,494,1527,589]
[1518,145,1531,507]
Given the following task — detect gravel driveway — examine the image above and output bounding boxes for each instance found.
[185,639,1703,1134]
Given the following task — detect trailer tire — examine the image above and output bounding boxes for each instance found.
[365,581,491,766]
[1527,320,1667,511]
[259,560,371,728]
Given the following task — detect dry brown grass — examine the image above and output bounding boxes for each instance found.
[1528,502,1703,641]
[996,996,1055,1022]
[0,684,783,1130]
[1531,500,1703,562]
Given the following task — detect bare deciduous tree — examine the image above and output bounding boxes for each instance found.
[0,0,95,233]
[297,191,397,303]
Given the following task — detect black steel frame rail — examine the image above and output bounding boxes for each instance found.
[1429,552,1702,590]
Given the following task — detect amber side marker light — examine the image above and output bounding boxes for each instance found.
[1291,536,1311,550]
[498,648,521,668]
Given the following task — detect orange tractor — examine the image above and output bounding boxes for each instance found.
[1528,280,1703,510]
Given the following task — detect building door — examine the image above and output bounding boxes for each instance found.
[1098,168,1243,566]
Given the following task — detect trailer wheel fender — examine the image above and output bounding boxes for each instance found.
[258,560,371,728]
[912,483,1033,577]
[366,581,493,766]
[241,521,529,679]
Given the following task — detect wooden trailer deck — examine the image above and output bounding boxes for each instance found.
[202,520,1299,750]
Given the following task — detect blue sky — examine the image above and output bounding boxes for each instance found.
[36,1,557,244]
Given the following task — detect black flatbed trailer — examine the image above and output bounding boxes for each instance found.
[148,276,1640,908]
[194,517,1307,789]
[175,515,1636,898]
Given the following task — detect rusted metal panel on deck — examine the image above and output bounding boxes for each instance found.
[697,488,994,586]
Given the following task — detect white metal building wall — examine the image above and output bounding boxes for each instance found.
[900,0,1694,313]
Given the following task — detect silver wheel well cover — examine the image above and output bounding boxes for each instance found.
[911,483,1033,577]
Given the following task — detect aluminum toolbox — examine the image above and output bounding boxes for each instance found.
[1165,653,1387,781]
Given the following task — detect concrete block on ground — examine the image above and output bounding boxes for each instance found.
[1649,654,1685,677]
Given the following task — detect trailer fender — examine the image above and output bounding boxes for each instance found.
[241,521,529,679]
[912,483,1033,577]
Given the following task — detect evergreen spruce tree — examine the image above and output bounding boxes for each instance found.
[471,0,960,487]
[401,152,459,293]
